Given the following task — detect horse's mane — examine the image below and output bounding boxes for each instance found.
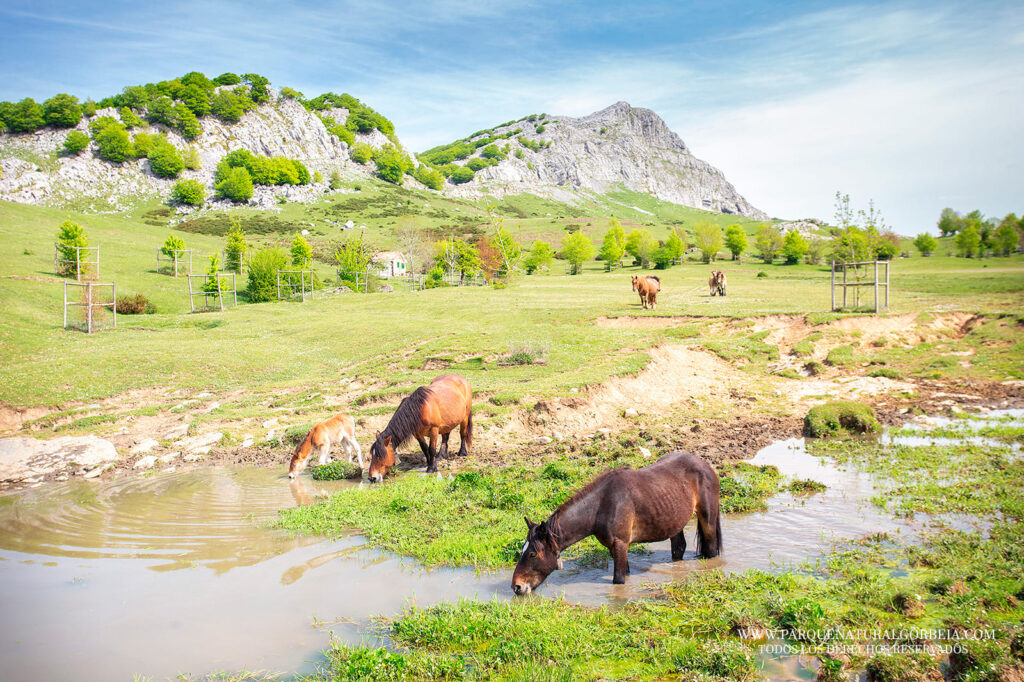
[552,467,627,518]
[382,387,433,447]
[648,275,660,283]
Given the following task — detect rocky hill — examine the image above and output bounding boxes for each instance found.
[1,82,765,220]
[0,90,407,211]
[422,101,767,220]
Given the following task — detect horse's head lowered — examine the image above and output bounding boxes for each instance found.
[511,517,563,595]
[368,432,395,483]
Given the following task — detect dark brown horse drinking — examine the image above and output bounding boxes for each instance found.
[368,374,473,483]
[511,451,721,592]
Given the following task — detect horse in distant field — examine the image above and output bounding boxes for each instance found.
[709,270,727,296]
[368,374,473,483]
[632,275,661,309]
[511,451,722,592]
[288,413,362,478]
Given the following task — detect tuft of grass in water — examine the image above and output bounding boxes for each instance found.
[787,478,826,494]
[277,454,782,568]
[803,401,880,438]
[864,653,942,682]
[310,461,362,480]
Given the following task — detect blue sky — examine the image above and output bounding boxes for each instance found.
[1,0,1021,232]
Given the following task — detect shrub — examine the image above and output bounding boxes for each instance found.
[179,84,211,117]
[210,89,253,122]
[181,146,200,170]
[212,72,242,86]
[481,144,505,160]
[55,220,89,277]
[115,293,155,314]
[913,233,938,257]
[62,130,90,155]
[311,461,362,480]
[81,99,97,117]
[224,218,247,272]
[161,233,185,258]
[781,229,809,264]
[803,401,880,438]
[171,179,205,206]
[466,157,489,172]
[216,166,253,203]
[652,245,677,269]
[694,222,724,263]
[373,144,411,184]
[245,247,289,302]
[119,106,143,129]
[146,138,185,178]
[173,103,201,139]
[2,98,45,132]
[560,230,595,275]
[279,86,304,100]
[413,165,444,190]
[449,166,475,184]
[43,94,82,128]
[522,240,555,274]
[94,122,134,162]
[290,232,313,268]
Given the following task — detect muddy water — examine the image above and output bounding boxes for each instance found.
[0,426,990,681]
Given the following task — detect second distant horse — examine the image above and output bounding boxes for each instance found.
[632,275,661,309]
[709,270,727,296]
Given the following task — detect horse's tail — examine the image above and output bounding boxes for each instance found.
[695,475,723,558]
[463,403,474,450]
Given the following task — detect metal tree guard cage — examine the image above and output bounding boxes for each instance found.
[830,260,890,312]
[186,273,237,312]
[54,244,100,281]
[276,270,316,301]
[63,281,116,332]
[157,248,194,277]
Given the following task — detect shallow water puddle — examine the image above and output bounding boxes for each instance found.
[0,424,995,681]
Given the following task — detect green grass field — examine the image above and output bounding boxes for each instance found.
[2,191,1022,410]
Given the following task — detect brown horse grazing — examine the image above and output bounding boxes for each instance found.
[288,413,362,478]
[368,374,473,483]
[631,275,661,309]
[511,451,721,592]
[709,270,727,296]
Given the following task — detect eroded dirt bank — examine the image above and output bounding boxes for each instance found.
[2,312,1022,491]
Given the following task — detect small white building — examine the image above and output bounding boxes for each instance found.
[372,251,408,278]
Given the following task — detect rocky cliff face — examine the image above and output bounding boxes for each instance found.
[0,92,400,211]
[447,101,767,220]
[0,97,765,220]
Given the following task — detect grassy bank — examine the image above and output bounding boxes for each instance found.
[293,416,1024,681]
